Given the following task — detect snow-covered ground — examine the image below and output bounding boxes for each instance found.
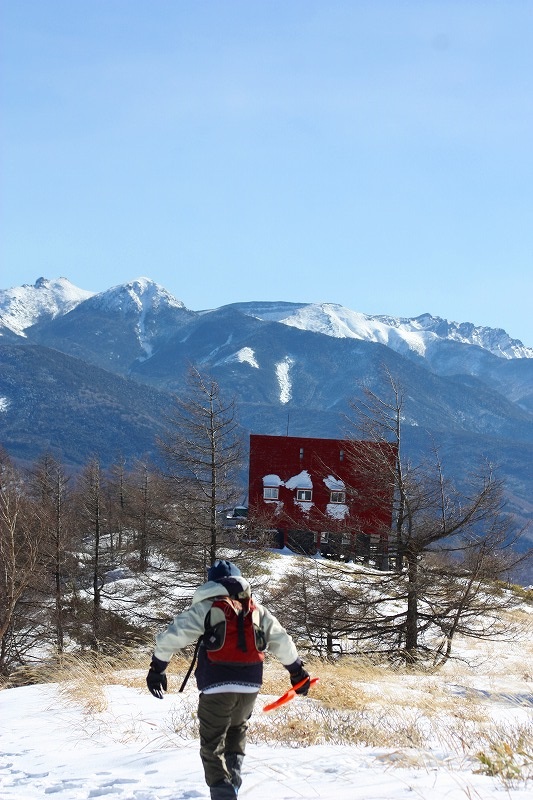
[0,677,530,800]
[1,553,532,800]
[1,641,532,800]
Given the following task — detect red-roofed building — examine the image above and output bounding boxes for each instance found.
[248,434,397,568]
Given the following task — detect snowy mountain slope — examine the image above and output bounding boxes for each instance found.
[0,343,174,466]
[132,307,533,439]
[127,309,533,545]
[27,278,197,373]
[0,277,94,337]
[2,278,533,435]
[2,277,533,455]
[5,275,533,420]
[227,301,533,360]
[80,277,186,315]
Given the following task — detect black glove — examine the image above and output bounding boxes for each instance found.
[289,665,311,696]
[146,656,169,699]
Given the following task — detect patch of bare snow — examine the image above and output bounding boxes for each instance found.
[275,356,294,404]
[230,347,259,368]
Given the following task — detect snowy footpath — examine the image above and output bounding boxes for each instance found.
[1,682,531,800]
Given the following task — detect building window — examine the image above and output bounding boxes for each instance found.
[299,447,304,460]
[314,531,329,543]
[296,488,312,502]
[264,487,279,499]
[330,490,346,503]
[339,449,344,461]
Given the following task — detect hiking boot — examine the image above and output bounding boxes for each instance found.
[209,779,237,800]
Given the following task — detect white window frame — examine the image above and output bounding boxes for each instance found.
[296,488,312,502]
[264,487,279,500]
[330,490,346,504]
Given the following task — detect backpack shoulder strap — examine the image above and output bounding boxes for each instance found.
[179,637,201,693]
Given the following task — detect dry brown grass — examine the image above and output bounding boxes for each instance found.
[251,700,429,749]
[5,648,153,713]
[253,648,532,769]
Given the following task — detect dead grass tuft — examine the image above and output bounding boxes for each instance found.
[474,723,533,788]
[252,712,325,747]
[8,648,154,713]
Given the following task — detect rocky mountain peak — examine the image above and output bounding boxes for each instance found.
[0,277,94,337]
[84,277,186,316]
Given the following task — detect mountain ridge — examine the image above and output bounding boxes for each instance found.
[2,277,532,360]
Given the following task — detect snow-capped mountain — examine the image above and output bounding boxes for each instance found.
[0,277,94,337]
[1,278,532,361]
[1,276,532,567]
[71,277,193,361]
[1,278,196,370]
[80,277,186,315]
[227,301,533,360]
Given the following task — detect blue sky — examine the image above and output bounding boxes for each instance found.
[2,1,533,345]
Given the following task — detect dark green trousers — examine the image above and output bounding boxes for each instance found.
[197,691,258,790]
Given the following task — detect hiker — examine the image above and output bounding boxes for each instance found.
[146,559,310,800]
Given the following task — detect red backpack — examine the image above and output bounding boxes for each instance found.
[204,596,266,665]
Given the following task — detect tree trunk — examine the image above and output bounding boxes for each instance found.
[405,553,418,658]
[92,501,101,651]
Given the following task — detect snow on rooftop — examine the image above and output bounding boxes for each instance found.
[285,470,313,490]
[324,475,345,491]
[294,499,313,515]
[326,502,349,519]
[262,474,283,486]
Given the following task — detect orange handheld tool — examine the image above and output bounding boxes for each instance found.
[262,677,319,712]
